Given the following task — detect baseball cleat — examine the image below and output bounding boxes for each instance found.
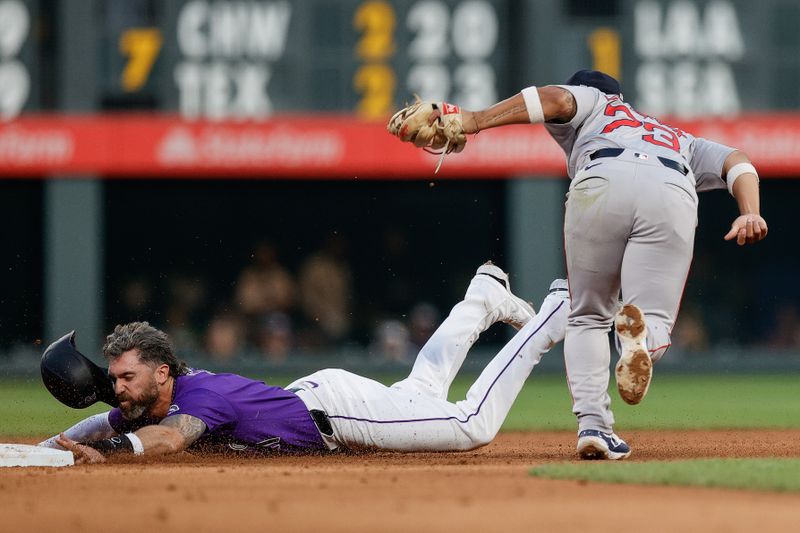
[469,261,535,330]
[614,303,652,405]
[577,430,631,460]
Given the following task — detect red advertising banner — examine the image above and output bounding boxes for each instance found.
[1,113,799,178]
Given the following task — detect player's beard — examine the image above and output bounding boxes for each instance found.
[117,377,160,420]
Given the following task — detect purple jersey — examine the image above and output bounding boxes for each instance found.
[108,369,326,454]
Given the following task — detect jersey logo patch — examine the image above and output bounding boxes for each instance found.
[168,404,180,414]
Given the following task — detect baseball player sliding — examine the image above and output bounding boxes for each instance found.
[388,70,767,460]
[40,263,569,463]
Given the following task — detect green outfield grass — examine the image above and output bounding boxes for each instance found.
[0,380,109,438]
[530,458,800,492]
[1,373,798,437]
[485,373,800,431]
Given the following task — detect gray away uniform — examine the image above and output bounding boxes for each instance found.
[543,85,734,433]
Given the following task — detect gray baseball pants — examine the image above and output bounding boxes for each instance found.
[563,150,698,433]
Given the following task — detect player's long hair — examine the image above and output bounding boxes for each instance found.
[102,321,189,377]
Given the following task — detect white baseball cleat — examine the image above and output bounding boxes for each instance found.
[614,303,652,405]
[467,261,535,330]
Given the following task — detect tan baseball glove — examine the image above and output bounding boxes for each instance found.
[387,99,467,172]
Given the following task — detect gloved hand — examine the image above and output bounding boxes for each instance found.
[387,99,468,171]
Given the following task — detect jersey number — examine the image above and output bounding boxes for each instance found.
[601,102,681,152]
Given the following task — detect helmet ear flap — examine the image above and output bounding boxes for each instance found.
[40,331,119,408]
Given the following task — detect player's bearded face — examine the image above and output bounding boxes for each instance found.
[117,372,160,420]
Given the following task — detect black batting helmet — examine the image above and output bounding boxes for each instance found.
[40,331,119,409]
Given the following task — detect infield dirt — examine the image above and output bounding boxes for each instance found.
[3,430,800,533]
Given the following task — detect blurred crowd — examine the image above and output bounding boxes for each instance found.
[113,236,443,363]
[670,302,800,353]
[109,245,800,364]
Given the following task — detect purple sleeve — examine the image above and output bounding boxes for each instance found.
[165,388,237,432]
[108,408,125,433]
[108,408,160,433]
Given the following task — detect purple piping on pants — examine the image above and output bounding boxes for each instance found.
[327,300,565,425]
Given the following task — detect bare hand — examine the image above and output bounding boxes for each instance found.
[724,214,768,245]
[55,433,107,465]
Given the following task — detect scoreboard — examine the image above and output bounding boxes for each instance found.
[0,0,38,119]
[622,0,760,117]
[115,0,795,122]
[107,0,800,120]
[4,0,800,122]
[156,0,510,120]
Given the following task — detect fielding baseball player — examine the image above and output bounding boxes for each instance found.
[40,263,569,463]
[388,70,768,460]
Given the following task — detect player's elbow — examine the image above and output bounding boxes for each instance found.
[722,150,752,174]
[139,426,189,455]
[539,86,576,123]
[163,430,189,453]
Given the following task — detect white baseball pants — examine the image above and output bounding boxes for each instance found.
[288,290,565,452]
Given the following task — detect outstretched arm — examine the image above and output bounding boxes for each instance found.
[39,412,116,449]
[462,86,577,134]
[387,85,581,172]
[138,414,207,454]
[721,150,768,245]
[56,414,207,464]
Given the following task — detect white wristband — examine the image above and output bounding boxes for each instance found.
[521,86,545,124]
[126,432,145,455]
[726,162,758,195]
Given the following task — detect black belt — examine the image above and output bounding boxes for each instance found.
[589,148,688,176]
[310,409,334,437]
[288,385,335,438]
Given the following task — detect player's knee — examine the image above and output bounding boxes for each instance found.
[643,321,672,363]
[464,436,492,450]
[473,434,493,448]
[568,312,614,329]
[463,424,495,449]
[649,343,670,363]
